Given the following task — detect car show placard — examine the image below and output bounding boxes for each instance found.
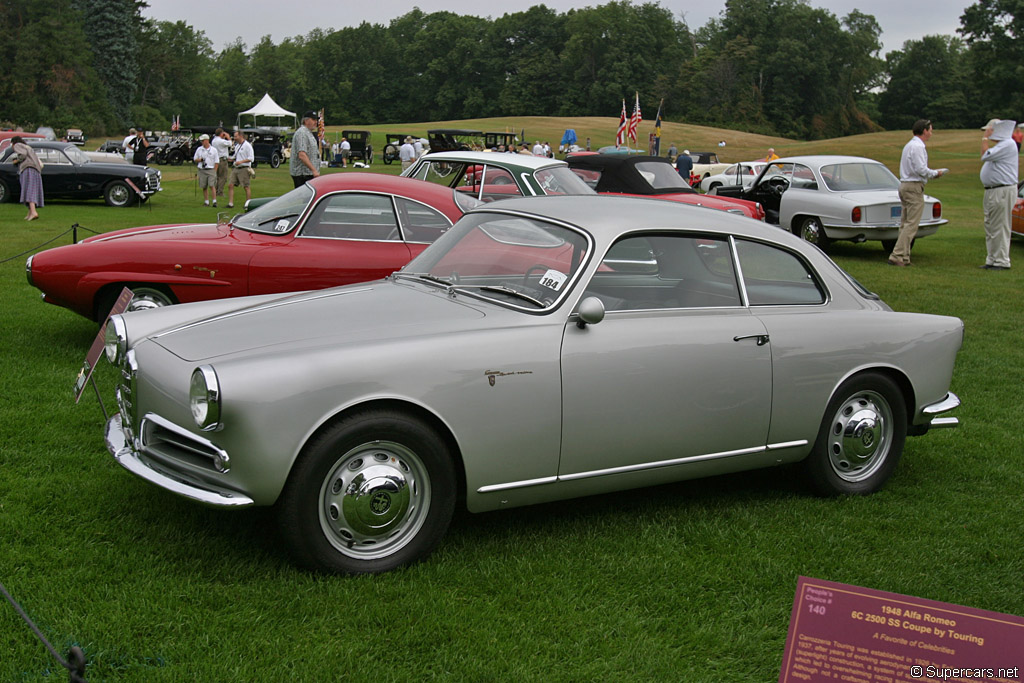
[779,576,1023,682]
[73,287,133,403]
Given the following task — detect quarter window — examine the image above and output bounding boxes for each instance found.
[736,240,825,305]
[395,196,452,244]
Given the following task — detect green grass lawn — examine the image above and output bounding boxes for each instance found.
[1,121,1022,681]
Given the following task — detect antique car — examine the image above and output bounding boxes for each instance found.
[65,128,86,145]
[239,128,285,168]
[95,140,127,155]
[712,155,947,251]
[403,150,594,201]
[0,140,161,207]
[426,129,482,154]
[26,173,478,321]
[483,131,517,151]
[682,151,731,183]
[382,133,415,164]
[699,161,768,194]
[102,194,963,574]
[341,130,373,165]
[566,154,765,220]
[1013,181,1023,240]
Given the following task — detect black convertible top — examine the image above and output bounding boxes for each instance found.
[566,154,696,195]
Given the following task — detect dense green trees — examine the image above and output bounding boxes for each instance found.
[0,1,1013,138]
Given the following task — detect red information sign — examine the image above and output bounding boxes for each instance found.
[780,577,1023,682]
[73,287,134,403]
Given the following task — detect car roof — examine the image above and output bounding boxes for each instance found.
[566,154,688,195]
[418,150,567,171]
[305,171,461,206]
[472,194,776,243]
[774,155,884,167]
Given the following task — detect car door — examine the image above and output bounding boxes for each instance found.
[247,192,413,295]
[559,233,772,479]
[37,148,78,196]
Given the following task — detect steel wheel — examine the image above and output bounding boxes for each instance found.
[804,372,907,496]
[318,441,430,560]
[279,409,456,573]
[270,152,281,168]
[0,178,10,203]
[796,216,830,251]
[125,286,175,311]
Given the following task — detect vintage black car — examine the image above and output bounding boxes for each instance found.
[341,130,372,165]
[382,133,415,164]
[240,128,285,168]
[95,140,126,155]
[65,128,86,146]
[426,129,481,154]
[0,140,161,206]
[483,131,517,150]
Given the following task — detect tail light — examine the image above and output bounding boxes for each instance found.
[933,202,941,219]
[851,206,862,223]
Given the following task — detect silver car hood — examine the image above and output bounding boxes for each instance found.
[149,281,487,362]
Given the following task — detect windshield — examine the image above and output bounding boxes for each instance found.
[232,184,314,234]
[820,163,899,192]
[634,161,695,193]
[399,212,591,311]
[534,167,595,195]
[63,145,89,164]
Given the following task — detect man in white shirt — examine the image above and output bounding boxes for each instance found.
[979,119,1018,270]
[889,119,947,267]
[193,134,220,206]
[228,130,255,208]
[122,128,137,162]
[211,128,232,207]
[399,136,416,171]
[413,137,424,159]
[340,137,351,168]
[532,140,544,156]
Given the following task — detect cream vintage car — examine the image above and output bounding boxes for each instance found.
[103,195,963,574]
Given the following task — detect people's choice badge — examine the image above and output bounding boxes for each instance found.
[538,269,567,291]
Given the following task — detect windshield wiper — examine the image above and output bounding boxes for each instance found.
[452,284,546,307]
[393,272,452,287]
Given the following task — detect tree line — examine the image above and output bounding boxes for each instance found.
[1,0,1019,140]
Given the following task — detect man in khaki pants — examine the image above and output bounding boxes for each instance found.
[889,119,947,266]
[979,119,1017,270]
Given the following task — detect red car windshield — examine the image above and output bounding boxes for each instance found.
[232,185,315,234]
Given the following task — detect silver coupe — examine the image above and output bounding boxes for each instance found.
[103,195,963,574]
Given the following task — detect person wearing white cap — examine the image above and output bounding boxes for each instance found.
[399,136,416,171]
[979,118,1017,270]
[889,119,947,267]
[193,133,220,206]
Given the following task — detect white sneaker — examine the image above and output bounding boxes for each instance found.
[203,200,210,206]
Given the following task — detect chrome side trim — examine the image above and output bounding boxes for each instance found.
[558,445,766,481]
[767,439,809,450]
[922,392,960,415]
[477,476,558,494]
[106,413,253,507]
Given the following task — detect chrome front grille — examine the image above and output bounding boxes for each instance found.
[140,414,228,473]
[115,350,138,443]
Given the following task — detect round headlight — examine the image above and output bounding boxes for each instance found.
[189,365,221,431]
[104,315,127,364]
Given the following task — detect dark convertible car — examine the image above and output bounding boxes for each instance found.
[0,140,161,207]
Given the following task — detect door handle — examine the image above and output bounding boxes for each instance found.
[733,334,770,346]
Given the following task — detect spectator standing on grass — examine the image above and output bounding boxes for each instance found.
[764,148,780,162]
[399,136,416,171]
[131,131,150,166]
[413,137,424,159]
[532,140,544,156]
[290,111,321,187]
[193,133,220,206]
[667,142,677,161]
[228,130,254,209]
[122,128,137,162]
[340,137,350,168]
[676,149,693,184]
[211,128,232,206]
[979,119,1017,271]
[10,136,43,220]
[888,119,947,267]
[1013,124,1023,151]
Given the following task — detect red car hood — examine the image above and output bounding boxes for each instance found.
[83,223,234,244]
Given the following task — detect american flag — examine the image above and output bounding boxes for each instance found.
[615,100,627,147]
[627,92,641,144]
[317,109,325,142]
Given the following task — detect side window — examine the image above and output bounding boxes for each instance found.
[395,196,452,244]
[790,163,818,190]
[300,193,400,240]
[584,234,741,311]
[736,240,825,305]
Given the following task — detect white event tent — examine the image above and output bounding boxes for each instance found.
[236,93,296,131]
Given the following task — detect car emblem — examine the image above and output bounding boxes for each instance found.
[488,374,496,387]
[370,491,392,515]
[862,432,875,448]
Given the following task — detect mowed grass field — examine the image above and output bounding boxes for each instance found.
[1,118,1021,681]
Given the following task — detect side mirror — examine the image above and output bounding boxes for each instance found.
[575,296,605,329]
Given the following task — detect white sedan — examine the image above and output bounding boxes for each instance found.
[700,161,767,193]
[713,155,947,252]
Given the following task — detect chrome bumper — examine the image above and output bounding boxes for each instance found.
[921,392,960,430]
[105,413,254,507]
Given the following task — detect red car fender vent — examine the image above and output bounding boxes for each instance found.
[933,202,941,219]
[851,206,862,223]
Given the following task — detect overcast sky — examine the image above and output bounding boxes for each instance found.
[145,0,969,58]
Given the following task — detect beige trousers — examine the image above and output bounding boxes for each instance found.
[982,185,1014,268]
[891,181,924,263]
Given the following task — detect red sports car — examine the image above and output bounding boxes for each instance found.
[26,173,478,321]
[566,154,765,220]
[1013,181,1023,240]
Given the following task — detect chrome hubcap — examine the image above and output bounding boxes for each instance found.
[827,390,892,482]
[802,220,821,244]
[110,185,129,205]
[319,441,429,559]
[126,289,172,312]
